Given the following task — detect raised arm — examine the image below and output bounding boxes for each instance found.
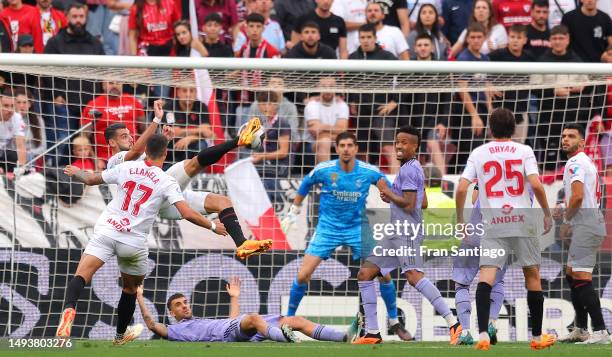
[124,100,165,161]
[225,276,241,319]
[136,286,168,338]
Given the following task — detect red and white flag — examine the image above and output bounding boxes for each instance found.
[224,159,290,249]
[189,0,234,173]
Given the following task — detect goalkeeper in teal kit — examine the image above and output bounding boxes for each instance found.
[281,132,413,341]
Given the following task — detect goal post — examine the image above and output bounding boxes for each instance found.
[0,54,610,340]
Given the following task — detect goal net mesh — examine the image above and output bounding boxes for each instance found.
[0,58,610,341]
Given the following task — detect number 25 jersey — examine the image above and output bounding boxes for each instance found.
[461,140,540,238]
[95,160,185,248]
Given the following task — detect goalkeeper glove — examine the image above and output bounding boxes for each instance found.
[281,204,300,234]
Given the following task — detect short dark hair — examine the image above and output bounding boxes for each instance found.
[255,90,279,103]
[489,107,516,139]
[397,126,421,147]
[532,0,549,8]
[246,13,265,25]
[300,21,320,33]
[508,24,527,36]
[166,293,186,310]
[563,123,585,139]
[204,12,223,24]
[335,131,357,146]
[66,3,87,14]
[550,24,569,36]
[104,123,127,143]
[466,22,487,37]
[145,134,169,159]
[415,32,434,43]
[358,23,377,36]
[1,87,14,98]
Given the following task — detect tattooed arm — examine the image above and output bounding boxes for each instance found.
[63,165,105,186]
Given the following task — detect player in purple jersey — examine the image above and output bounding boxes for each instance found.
[353,126,462,345]
[136,277,347,343]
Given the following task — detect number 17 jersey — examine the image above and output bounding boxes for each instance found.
[461,140,540,238]
[95,160,185,248]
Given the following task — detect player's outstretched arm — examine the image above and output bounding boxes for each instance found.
[64,165,104,186]
[124,99,166,161]
[526,174,553,234]
[225,276,241,319]
[174,200,228,236]
[136,285,168,338]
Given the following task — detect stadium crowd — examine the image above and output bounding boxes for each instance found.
[0,0,611,202]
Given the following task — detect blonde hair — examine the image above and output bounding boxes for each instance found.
[73,136,91,147]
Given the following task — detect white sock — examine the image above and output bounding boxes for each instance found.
[479,331,489,341]
[461,329,470,337]
[444,313,458,327]
[532,335,541,342]
[367,329,380,335]
[389,318,399,326]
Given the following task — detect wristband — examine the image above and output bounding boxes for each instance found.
[210,221,217,233]
[153,116,162,124]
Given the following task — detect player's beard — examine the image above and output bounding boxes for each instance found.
[563,143,580,155]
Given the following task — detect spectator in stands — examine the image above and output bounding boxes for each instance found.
[196,0,238,42]
[15,32,33,52]
[413,32,435,60]
[525,0,551,59]
[2,0,44,53]
[251,91,291,205]
[274,0,315,47]
[202,12,234,57]
[80,80,145,170]
[235,13,280,57]
[492,0,532,29]
[407,3,449,60]
[284,21,337,59]
[0,88,26,174]
[304,77,349,164]
[442,0,473,45]
[349,23,401,172]
[292,0,348,59]
[85,1,115,55]
[370,0,410,37]
[128,0,179,57]
[365,2,410,60]
[453,22,492,172]
[107,0,134,56]
[0,11,14,53]
[562,0,612,62]
[489,24,533,143]
[449,0,508,57]
[173,20,208,57]
[532,25,588,170]
[70,136,94,171]
[36,0,67,48]
[233,0,285,54]
[13,86,45,163]
[163,86,214,165]
[548,0,575,28]
[331,0,367,54]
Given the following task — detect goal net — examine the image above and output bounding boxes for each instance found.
[0,55,610,341]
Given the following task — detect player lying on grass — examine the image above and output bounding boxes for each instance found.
[281,132,413,341]
[136,277,348,343]
[57,134,228,343]
[65,100,271,259]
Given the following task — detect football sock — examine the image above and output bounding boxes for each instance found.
[574,279,606,331]
[527,290,544,337]
[116,291,137,335]
[455,283,471,330]
[379,280,398,320]
[64,275,86,309]
[476,282,492,334]
[219,207,247,246]
[566,275,588,329]
[415,277,454,326]
[287,280,307,316]
[490,280,505,320]
[358,280,379,332]
[266,326,288,342]
[195,138,238,167]
[312,325,345,342]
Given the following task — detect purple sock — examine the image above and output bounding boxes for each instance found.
[358,280,379,332]
[312,325,346,342]
[266,326,288,342]
[489,280,504,320]
[455,283,471,330]
[415,277,452,318]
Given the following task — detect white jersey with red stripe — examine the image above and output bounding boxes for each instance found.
[563,151,605,234]
[461,140,540,238]
[96,160,185,248]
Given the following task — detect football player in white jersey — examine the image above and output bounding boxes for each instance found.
[557,124,610,344]
[94,100,272,259]
[456,108,555,351]
[56,134,228,344]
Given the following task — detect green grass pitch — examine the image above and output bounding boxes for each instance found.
[5,340,612,357]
